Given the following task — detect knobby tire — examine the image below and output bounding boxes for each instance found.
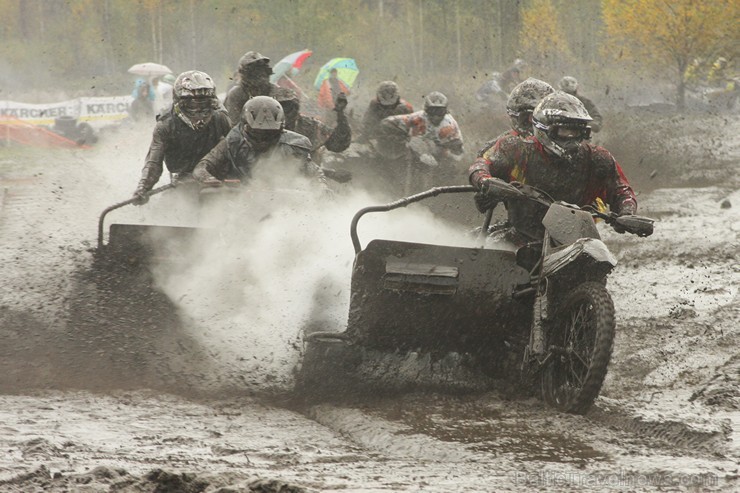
[541,281,615,414]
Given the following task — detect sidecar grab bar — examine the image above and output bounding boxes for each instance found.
[350,185,475,254]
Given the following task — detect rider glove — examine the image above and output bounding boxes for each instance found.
[474,191,497,213]
[419,153,438,168]
[334,92,348,113]
[132,187,149,206]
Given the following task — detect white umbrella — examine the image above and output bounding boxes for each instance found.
[127,62,172,77]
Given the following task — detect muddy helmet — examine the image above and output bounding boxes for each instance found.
[423,91,448,125]
[532,91,593,158]
[241,96,284,130]
[173,70,216,100]
[273,87,300,127]
[423,91,448,111]
[173,70,217,130]
[238,51,270,72]
[558,76,579,95]
[377,81,400,106]
[512,58,528,71]
[506,78,554,135]
[273,87,299,104]
[241,96,284,152]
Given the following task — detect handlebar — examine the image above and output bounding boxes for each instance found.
[482,177,655,238]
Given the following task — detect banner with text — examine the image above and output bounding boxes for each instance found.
[0,96,134,127]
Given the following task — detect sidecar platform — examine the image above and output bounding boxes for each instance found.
[297,186,534,397]
[344,239,532,354]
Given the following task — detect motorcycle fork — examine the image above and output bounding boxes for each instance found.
[523,231,553,369]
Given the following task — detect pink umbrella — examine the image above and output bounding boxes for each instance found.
[270,49,313,84]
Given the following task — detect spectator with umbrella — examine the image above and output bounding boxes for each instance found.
[315,58,358,123]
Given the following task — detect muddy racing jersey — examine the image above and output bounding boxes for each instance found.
[224,83,280,127]
[381,110,464,162]
[291,112,351,165]
[136,108,231,191]
[192,125,326,186]
[476,129,526,159]
[469,134,636,215]
[361,98,414,141]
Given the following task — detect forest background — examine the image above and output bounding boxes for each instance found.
[0,0,737,110]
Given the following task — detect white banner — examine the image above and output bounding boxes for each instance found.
[0,100,79,125]
[0,96,134,127]
[78,96,133,125]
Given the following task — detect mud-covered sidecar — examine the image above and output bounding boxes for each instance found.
[298,183,654,414]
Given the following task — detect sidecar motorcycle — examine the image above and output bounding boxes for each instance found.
[299,180,654,414]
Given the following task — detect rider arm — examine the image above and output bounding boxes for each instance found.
[588,147,637,215]
[468,136,518,189]
[322,110,352,153]
[136,122,169,192]
[192,138,231,182]
[223,86,245,127]
[380,114,411,136]
[433,120,464,161]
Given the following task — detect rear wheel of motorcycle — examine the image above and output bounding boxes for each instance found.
[541,281,615,414]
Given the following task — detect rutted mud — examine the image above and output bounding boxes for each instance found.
[0,111,738,491]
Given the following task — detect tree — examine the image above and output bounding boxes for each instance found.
[602,0,739,109]
[519,0,574,76]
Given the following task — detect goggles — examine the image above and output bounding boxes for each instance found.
[246,127,282,143]
[552,125,591,140]
[534,120,591,141]
[242,63,273,78]
[180,98,213,118]
[426,107,447,118]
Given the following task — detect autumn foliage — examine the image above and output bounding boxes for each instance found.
[601,0,739,108]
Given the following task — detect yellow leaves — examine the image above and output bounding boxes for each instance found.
[602,0,735,69]
[519,0,574,67]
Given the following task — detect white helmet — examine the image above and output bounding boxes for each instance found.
[377,81,400,106]
[240,96,284,130]
[558,76,579,95]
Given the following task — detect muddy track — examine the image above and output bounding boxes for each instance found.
[0,111,738,491]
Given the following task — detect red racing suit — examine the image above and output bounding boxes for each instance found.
[469,135,637,215]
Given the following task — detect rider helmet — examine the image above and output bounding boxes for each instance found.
[377,81,400,106]
[238,51,272,83]
[512,58,528,72]
[532,91,592,159]
[423,91,448,125]
[173,70,217,130]
[240,95,285,151]
[558,76,579,95]
[273,87,300,129]
[506,78,554,135]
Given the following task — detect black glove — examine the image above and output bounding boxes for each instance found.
[480,177,520,201]
[132,187,149,206]
[612,211,633,234]
[474,191,497,213]
[334,92,348,113]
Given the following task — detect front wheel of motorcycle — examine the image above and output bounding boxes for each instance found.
[541,281,615,414]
